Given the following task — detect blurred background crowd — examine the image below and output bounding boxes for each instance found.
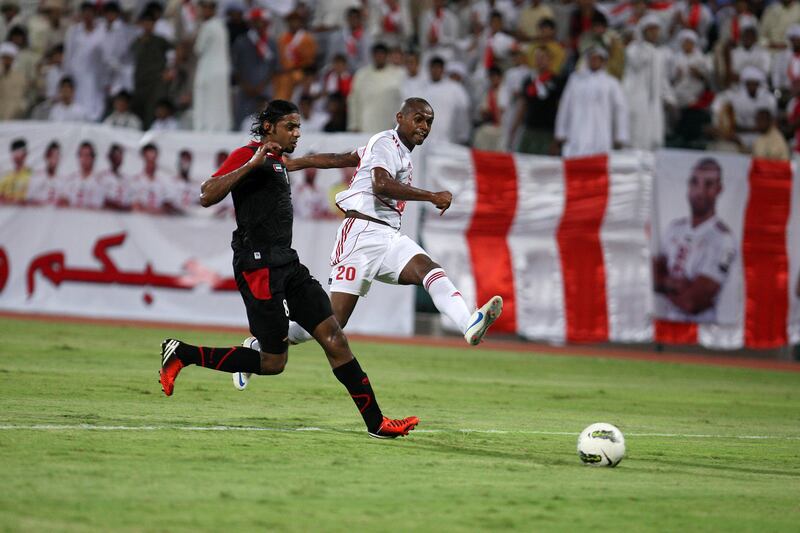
[1,0,799,166]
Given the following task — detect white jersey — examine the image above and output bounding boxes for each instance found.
[659,215,737,323]
[335,129,412,229]
[130,172,177,212]
[26,172,63,205]
[61,172,107,209]
[97,170,133,209]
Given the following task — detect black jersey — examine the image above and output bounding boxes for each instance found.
[212,142,298,268]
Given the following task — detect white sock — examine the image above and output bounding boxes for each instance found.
[287,321,314,344]
[423,268,472,333]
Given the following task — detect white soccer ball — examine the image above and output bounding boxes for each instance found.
[577,423,625,467]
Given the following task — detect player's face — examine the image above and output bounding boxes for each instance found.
[143,149,158,165]
[688,168,722,216]
[397,106,434,146]
[179,153,192,172]
[109,148,123,168]
[11,148,26,167]
[268,113,301,154]
[588,53,605,71]
[45,147,60,170]
[429,63,443,82]
[78,147,94,173]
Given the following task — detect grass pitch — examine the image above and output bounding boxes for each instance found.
[1,317,799,532]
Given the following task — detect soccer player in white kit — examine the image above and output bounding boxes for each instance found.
[653,158,737,323]
[234,98,503,390]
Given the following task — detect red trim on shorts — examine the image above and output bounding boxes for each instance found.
[242,268,272,300]
[334,218,356,264]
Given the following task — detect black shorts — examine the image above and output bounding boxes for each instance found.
[234,259,332,354]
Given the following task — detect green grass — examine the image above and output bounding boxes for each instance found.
[1,317,799,532]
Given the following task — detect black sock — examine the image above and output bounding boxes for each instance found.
[174,342,261,374]
[332,358,384,432]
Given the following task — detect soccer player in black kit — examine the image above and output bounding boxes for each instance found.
[158,100,419,438]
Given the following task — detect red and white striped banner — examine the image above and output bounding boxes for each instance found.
[422,146,800,349]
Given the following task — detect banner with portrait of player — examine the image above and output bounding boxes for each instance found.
[651,151,747,325]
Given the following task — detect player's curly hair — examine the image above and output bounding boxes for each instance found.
[251,99,299,139]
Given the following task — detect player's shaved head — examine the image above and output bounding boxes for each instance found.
[688,157,722,221]
[399,97,433,116]
[692,158,722,182]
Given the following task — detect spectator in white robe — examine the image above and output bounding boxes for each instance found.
[346,42,405,132]
[499,47,532,149]
[469,0,518,31]
[623,15,676,151]
[326,6,371,71]
[729,22,770,84]
[63,2,107,121]
[419,0,460,62]
[298,94,329,133]
[759,0,800,51]
[48,76,89,122]
[310,0,360,32]
[476,10,517,78]
[103,90,142,129]
[726,66,778,150]
[670,0,713,50]
[0,1,22,43]
[555,46,628,157]
[400,49,427,99]
[771,24,800,95]
[149,98,180,131]
[101,2,135,96]
[366,0,412,49]
[193,0,231,131]
[420,56,472,145]
[671,30,711,109]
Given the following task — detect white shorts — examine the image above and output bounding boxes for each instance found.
[329,218,427,296]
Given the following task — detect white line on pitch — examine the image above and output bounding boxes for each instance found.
[0,424,798,440]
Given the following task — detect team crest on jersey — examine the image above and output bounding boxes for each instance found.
[273,163,288,183]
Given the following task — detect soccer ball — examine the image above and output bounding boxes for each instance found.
[577,423,625,467]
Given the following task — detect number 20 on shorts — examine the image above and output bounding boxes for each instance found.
[335,265,356,281]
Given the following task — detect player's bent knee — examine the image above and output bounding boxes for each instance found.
[323,328,350,355]
[259,351,288,375]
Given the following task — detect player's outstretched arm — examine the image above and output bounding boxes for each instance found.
[200,144,269,207]
[283,150,360,172]
[371,167,452,215]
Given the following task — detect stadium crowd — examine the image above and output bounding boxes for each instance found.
[1,0,799,208]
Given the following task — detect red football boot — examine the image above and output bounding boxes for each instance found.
[368,416,420,439]
[159,339,185,397]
